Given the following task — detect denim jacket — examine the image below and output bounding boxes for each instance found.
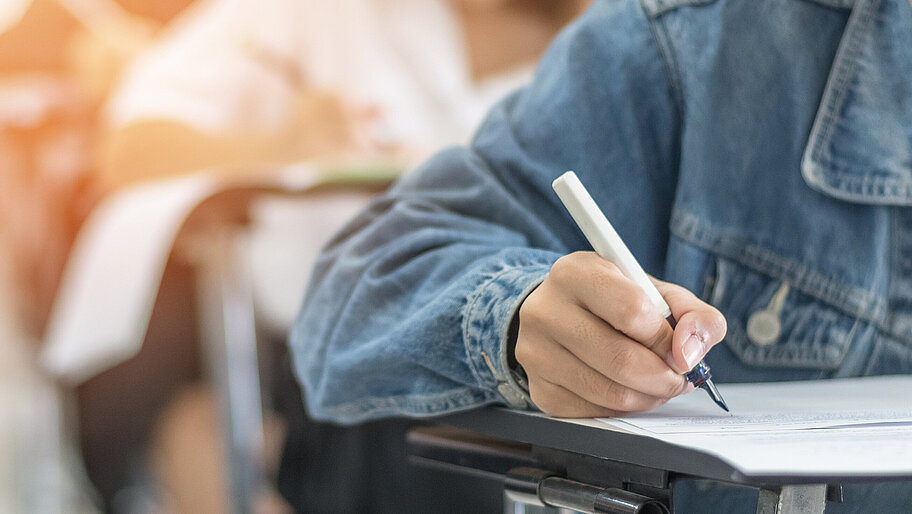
[290,0,912,424]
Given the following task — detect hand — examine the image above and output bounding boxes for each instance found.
[514,251,727,417]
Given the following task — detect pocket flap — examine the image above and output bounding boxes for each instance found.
[709,257,871,370]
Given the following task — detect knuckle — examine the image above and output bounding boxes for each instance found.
[518,290,545,324]
[591,263,622,292]
[513,340,531,367]
[611,386,638,412]
[578,370,607,402]
[519,290,563,333]
[550,253,579,282]
[513,338,540,371]
[605,346,635,374]
[621,292,655,328]
[661,377,687,399]
[597,259,623,278]
[600,381,627,411]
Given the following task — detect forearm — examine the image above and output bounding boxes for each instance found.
[291,148,564,424]
[290,0,682,424]
[99,120,289,190]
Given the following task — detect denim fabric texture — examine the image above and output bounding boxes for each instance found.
[290,0,912,438]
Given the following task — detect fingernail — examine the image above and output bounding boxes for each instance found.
[683,334,705,370]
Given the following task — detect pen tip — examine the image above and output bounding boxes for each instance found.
[702,379,730,413]
[716,398,730,413]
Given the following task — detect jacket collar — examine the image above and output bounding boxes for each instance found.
[807,0,857,8]
[802,0,912,205]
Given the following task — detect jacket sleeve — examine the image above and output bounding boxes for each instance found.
[289,0,682,424]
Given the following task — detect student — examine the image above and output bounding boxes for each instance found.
[101,0,591,187]
[291,0,912,511]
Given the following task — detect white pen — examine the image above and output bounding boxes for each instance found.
[552,171,728,412]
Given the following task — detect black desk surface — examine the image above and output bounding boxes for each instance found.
[436,407,912,487]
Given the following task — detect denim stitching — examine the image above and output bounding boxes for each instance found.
[462,263,551,392]
[641,0,718,17]
[324,388,502,424]
[643,0,854,17]
[724,301,858,369]
[798,0,857,8]
[496,272,548,406]
[671,208,887,323]
[885,207,912,342]
[710,255,865,369]
[804,0,879,180]
[802,162,912,204]
[641,1,687,116]
[462,264,513,389]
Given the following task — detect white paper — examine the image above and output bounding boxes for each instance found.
[596,376,912,476]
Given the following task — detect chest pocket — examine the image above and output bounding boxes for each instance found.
[670,209,886,375]
[705,256,874,370]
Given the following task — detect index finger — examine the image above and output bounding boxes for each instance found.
[554,252,670,347]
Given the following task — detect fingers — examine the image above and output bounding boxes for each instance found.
[514,251,726,418]
[550,253,669,345]
[653,279,728,373]
[528,304,689,399]
[519,335,674,414]
[527,379,619,418]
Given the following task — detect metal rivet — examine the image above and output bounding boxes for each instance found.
[497,383,525,408]
[747,310,782,346]
[746,282,790,347]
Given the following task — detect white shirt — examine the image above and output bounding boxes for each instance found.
[0,0,29,35]
[106,0,531,155]
[105,0,536,333]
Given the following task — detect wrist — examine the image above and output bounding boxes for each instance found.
[507,309,530,394]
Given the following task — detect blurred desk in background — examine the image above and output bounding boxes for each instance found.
[41,162,398,513]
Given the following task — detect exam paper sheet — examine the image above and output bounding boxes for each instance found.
[596,376,912,476]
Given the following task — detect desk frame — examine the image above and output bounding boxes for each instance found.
[415,408,910,514]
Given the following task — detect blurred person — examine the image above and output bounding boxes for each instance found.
[0,0,105,337]
[0,0,195,334]
[0,0,196,512]
[0,77,95,337]
[100,0,592,187]
[83,0,592,512]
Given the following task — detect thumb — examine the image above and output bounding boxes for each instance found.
[653,279,727,373]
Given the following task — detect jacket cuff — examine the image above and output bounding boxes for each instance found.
[463,259,553,409]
